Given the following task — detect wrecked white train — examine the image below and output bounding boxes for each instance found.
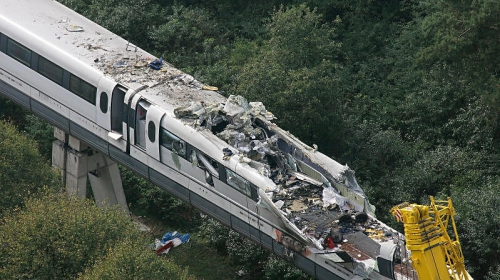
[0,0,416,279]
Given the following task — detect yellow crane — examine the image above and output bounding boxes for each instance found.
[390,196,473,280]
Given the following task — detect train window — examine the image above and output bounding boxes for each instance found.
[6,38,31,67]
[69,74,97,105]
[196,151,219,186]
[148,121,156,142]
[196,152,219,178]
[99,92,108,113]
[226,168,251,197]
[250,184,259,202]
[160,128,186,157]
[38,56,63,85]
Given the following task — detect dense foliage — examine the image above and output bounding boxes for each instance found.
[0,121,59,217]
[120,166,201,230]
[200,218,309,280]
[0,193,131,279]
[2,0,498,278]
[78,237,194,280]
[0,192,193,279]
[0,120,198,279]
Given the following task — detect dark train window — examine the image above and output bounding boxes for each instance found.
[38,56,63,85]
[6,38,31,67]
[148,121,156,142]
[249,184,259,201]
[160,128,186,157]
[99,92,108,113]
[69,74,96,105]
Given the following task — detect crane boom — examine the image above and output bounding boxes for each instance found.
[391,196,473,280]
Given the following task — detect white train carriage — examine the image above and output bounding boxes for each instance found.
[0,1,415,279]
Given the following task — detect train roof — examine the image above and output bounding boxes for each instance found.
[3,0,356,180]
[2,0,226,111]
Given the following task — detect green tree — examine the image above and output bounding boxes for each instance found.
[0,193,134,279]
[225,229,267,274]
[392,0,500,149]
[79,238,194,280]
[148,4,228,74]
[62,0,165,50]
[235,4,343,156]
[23,114,55,160]
[453,178,500,279]
[262,255,309,280]
[0,121,59,217]
[200,218,309,279]
[414,0,500,71]
[0,98,28,127]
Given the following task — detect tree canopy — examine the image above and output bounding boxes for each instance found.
[0,121,59,217]
[0,192,194,280]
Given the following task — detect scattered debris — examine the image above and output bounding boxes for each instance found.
[149,57,163,70]
[222,147,233,160]
[154,231,190,255]
[202,85,218,91]
[89,45,406,275]
[66,25,84,32]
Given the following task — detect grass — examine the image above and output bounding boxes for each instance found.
[167,232,247,280]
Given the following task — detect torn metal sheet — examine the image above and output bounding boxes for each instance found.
[172,95,408,271]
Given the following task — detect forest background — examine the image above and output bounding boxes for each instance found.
[1,0,500,279]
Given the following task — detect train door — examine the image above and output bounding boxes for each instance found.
[128,94,142,147]
[110,85,127,135]
[129,95,164,163]
[135,99,149,149]
[96,78,116,131]
[129,97,162,161]
[127,95,149,163]
[106,85,128,151]
[119,85,142,151]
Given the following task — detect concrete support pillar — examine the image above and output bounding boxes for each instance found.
[87,156,129,213]
[52,127,129,215]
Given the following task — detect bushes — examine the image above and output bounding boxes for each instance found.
[0,192,193,279]
[120,167,201,230]
[0,121,59,217]
[0,193,136,279]
[262,255,308,280]
[79,238,194,280]
[200,218,309,280]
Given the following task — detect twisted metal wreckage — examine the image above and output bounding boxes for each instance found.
[172,94,410,276]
